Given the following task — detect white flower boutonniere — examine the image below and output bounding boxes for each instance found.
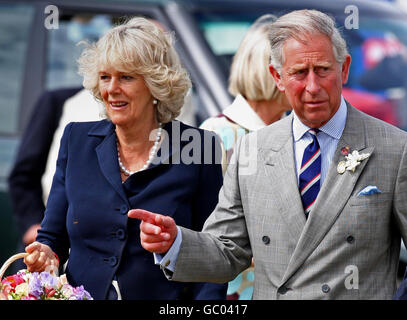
[337,149,370,174]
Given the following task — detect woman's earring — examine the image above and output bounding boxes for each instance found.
[153,99,158,105]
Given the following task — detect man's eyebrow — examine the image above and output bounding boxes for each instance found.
[315,62,332,68]
[287,64,307,73]
[288,62,332,73]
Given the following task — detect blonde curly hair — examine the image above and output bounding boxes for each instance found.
[77,17,191,123]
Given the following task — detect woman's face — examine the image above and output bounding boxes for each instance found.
[99,67,155,128]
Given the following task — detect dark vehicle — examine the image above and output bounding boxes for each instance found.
[1,0,407,271]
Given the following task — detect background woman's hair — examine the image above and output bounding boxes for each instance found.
[228,14,284,104]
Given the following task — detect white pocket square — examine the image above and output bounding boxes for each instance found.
[357,185,382,196]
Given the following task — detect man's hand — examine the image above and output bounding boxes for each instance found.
[128,209,178,254]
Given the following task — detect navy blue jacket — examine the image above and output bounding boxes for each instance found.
[36,119,227,300]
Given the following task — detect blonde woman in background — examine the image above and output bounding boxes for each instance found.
[200,14,291,299]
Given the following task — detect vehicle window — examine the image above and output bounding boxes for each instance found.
[46,14,114,90]
[0,3,34,135]
[196,15,257,76]
[199,21,251,78]
[201,21,251,55]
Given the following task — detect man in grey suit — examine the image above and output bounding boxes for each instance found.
[129,9,407,299]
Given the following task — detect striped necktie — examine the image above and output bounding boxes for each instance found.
[299,129,321,217]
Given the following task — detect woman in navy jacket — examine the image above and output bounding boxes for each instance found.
[23,17,227,300]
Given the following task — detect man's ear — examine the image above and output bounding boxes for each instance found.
[269,65,285,92]
[341,54,351,85]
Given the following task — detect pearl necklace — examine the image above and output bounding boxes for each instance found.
[117,123,162,176]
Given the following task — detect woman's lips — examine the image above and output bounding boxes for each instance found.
[109,101,128,110]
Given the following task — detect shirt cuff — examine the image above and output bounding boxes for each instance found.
[153,226,182,272]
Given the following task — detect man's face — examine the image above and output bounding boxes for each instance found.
[269,33,351,128]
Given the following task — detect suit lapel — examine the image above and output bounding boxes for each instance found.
[260,115,306,244]
[280,104,374,285]
[89,121,130,205]
[89,120,183,205]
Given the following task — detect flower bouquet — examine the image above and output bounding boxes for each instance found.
[0,253,93,300]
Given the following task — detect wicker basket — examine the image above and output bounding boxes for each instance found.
[0,253,28,280]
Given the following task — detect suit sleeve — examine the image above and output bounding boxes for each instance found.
[35,122,73,265]
[172,134,252,284]
[189,131,228,299]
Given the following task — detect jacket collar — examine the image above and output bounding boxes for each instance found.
[223,94,266,131]
[292,96,347,142]
[87,119,115,137]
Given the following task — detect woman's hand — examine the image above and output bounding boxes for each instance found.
[24,242,59,274]
[128,209,178,254]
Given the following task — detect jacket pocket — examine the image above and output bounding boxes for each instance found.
[348,192,392,207]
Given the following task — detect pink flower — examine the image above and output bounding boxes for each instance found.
[3,274,24,288]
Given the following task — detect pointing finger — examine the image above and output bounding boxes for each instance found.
[128,209,159,223]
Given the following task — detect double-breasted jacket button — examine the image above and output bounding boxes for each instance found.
[262,236,270,245]
[116,229,126,240]
[346,235,355,244]
[120,205,129,214]
[322,284,330,293]
[108,256,118,267]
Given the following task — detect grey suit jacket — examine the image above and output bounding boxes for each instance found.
[171,103,407,299]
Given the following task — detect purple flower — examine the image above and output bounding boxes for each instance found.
[2,269,93,300]
[40,272,58,289]
[28,274,43,299]
[71,286,93,300]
